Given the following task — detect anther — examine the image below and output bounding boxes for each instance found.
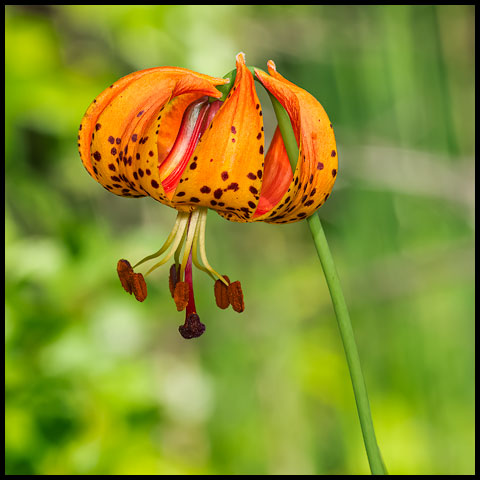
[179,313,206,339]
[131,272,147,302]
[117,259,147,302]
[117,259,134,293]
[169,263,179,297]
[214,275,230,309]
[227,280,245,313]
[173,281,190,311]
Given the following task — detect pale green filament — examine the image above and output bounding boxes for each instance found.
[179,208,201,281]
[191,209,217,281]
[145,214,190,276]
[174,219,189,272]
[134,212,188,269]
[197,208,228,286]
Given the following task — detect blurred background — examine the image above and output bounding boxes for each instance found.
[5,5,475,475]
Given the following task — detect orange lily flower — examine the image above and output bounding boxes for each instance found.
[78,53,337,338]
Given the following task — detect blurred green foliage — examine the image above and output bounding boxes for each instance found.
[5,5,475,475]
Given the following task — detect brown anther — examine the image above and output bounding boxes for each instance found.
[173,281,190,311]
[169,264,179,298]
[214,275,230,309]
[131,272,147,302]
[117,259,134,294]
[227,280,245,313]
[179,313,206,339]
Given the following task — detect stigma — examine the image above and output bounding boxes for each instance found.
[117,207,244,339]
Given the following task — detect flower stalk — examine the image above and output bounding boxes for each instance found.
[268,92,387,475]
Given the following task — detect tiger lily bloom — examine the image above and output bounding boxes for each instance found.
[78,52,337,339]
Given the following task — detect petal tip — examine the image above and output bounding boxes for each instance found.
[267,60,277,74]
[236,52,246,64]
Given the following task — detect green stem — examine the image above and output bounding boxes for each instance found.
[269,93,387,475]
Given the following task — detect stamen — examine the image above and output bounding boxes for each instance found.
[214,275,231,309]
[131,273,147,302]
[227,281,245,313]
[173,219,189,282]
[168,264,179,297]
[191,209,216,281]
[179,209,201,281]
[117,259,134,293]
[134,212,189,269]
[116,259,148,302]
[173,281,189,311]
[197,208,229,285]
[145,214,190,275]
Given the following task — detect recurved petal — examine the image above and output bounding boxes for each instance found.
[79,67,227,202]
[171,53,265,222]
[254,61,338,223]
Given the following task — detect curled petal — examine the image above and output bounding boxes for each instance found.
[254,61,338,223]
[79,67,227,203]
[171,53,265,222]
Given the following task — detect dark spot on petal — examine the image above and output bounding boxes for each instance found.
[221,171,229,181]
[151,179,159,188]
[317,162,324,170]
[200,186,211,194]
[332,169,337,177]
[214,188,223,199]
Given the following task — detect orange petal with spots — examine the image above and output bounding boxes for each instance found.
[171,53,265,222]
[79,67,227,204]
[254,61,338,223]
